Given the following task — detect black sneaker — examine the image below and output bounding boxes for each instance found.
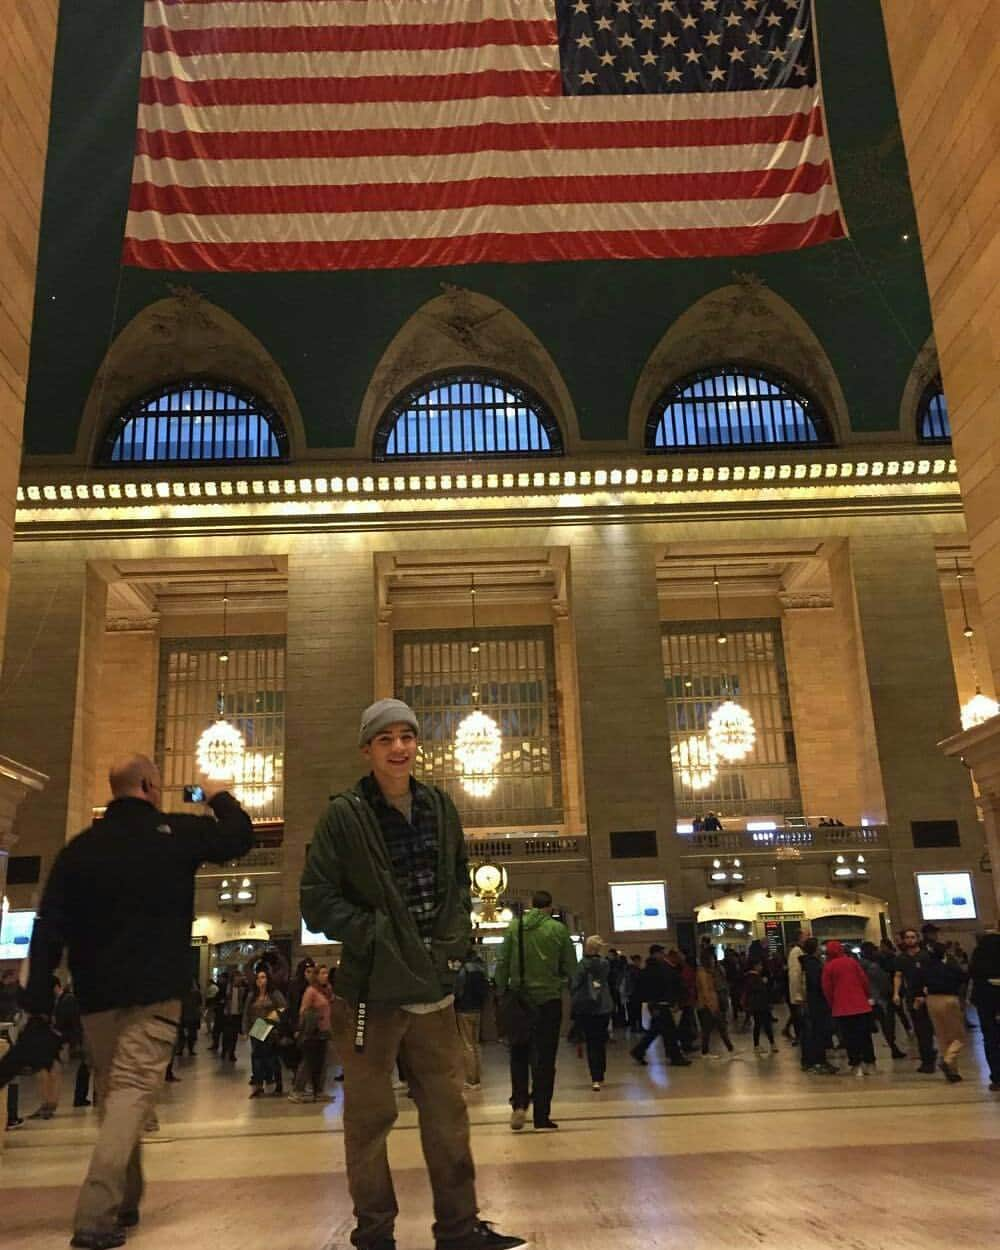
[116,1210,140,1230]
[670,1056,692,1067]
[437,1220,528,1250]
[629,1047,647,1066]
[533,1119,558,1131]
[917,1062,937,1074]
[70,1232,127,1250]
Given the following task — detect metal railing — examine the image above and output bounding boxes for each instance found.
[196,846,284,875]
[466,836,584,861]
[681,825,885,854]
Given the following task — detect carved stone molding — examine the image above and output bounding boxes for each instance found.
[778,591,835,611]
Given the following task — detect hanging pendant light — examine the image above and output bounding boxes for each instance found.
[955,559,1000,729]
[454,575,501,796]
[196,585,246,780]
[707,564,756,762]
[671,734,718,790]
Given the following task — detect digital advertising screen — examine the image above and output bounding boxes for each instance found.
[0,909,35,961]
[300,918,338,947]
[915,872,977,922]
[610,881,667,933]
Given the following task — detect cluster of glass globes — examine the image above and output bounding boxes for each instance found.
[671,735,718,790]
[196,720,276,810]
[961,690,1000,731]
[454,709,502,798]
[671,701,756,792]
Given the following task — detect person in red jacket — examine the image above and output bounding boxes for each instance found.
[821,942,876,1076]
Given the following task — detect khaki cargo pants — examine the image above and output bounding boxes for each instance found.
[73,999,180,1237]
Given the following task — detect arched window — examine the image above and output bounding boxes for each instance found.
[374,371,563,461]
[99,380,288,466]
[646,366,832,452]
[917,377,951,443]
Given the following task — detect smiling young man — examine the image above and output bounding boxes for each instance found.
[301,698,524,1250]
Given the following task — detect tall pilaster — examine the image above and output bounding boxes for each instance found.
[0,555,106,882]
[281,541,375,931]
[570,533,679,939]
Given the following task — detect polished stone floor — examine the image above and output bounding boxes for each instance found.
[2,1020,999,1249]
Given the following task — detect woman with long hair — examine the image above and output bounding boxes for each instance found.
[243,966,286,1097]
[289,963,334,1103]
[570,936,614,1091]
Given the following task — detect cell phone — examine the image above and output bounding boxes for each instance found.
[183,784,206,803]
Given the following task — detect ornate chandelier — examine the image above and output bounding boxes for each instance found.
[233,751,276,810]
[671,735,718,790]
[708,701,757,762]
[955,559,1000,731]
[706,565,756,762]
[453,576,502,797]
[195,586,246,780]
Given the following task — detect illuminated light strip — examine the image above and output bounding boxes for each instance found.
[16,456,959,513]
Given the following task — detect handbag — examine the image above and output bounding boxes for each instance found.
[498,909,537,1046]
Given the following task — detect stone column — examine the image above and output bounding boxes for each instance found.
[281,541,375,932]
[940,720,1000,921]
[570,533,679,939]
[0,556,107,884]
[0,755,48,901]
[0,3,59,667]
[880,4,1000,690]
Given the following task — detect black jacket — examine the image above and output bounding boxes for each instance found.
[25,792,253,1015]
[637,958,683,1008]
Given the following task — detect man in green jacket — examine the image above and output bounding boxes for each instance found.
[494,890,578,1131]
[301,698,523,1250]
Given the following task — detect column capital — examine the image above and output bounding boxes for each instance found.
[778,591,834,611]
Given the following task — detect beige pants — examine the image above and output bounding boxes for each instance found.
[925,994,965,1069]
[455,1011,482,1086]
[332,998,478,1249]
[73,999,180,1236]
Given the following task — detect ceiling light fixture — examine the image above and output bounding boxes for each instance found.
[196,584,246,780]
[707,564,756,762]
[455,573,501,797]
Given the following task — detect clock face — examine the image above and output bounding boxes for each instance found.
[474,863,503,893]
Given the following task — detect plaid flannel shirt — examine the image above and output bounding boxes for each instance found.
[361,774,438,949]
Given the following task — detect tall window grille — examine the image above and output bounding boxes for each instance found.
[156,635,285,825]
[100,381,288,465]
[647,367,831,451]
[395,627,563,828]
[374,372,563,460]
[662,619,801,820]
[917,377,951,443]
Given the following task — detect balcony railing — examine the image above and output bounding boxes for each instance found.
[680,825,885,854]
[196,846,284,875]
[466,836,584,861]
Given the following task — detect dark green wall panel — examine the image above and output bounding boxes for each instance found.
[24,0,931,457]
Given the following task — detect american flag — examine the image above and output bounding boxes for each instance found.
[124,0,846,272]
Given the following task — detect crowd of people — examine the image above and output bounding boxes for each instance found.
[1,698,998,1250]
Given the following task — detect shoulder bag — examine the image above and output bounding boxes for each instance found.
[498,913,537,1046]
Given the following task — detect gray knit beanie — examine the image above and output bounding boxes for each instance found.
[358,698,420,746]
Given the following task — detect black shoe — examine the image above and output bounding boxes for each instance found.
[70,1233,127,1250]
[534,1119,559,1131]
[629,1047,647,1066]
[437,1219,528,1250]
[670,1056,692,1067]
[28,1105,53,1120]
[917,1062,937,1074]
[7,1116,24,1128]
[116,1211,140,1230]
[890,1048,907,1059]
[73,1099,92,1108]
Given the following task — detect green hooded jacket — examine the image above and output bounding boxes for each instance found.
[300,778,471,1008]
[494,909,579,1006]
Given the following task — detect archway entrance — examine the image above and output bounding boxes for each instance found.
[694,886,890,955]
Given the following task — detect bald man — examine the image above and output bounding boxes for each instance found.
[24,755,253,1250]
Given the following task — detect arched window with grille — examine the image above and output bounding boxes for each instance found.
[917,377,951,443]
[373,371,563,461]
[646,366,833,452]
[99,380,289,466]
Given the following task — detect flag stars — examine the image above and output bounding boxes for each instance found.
[659,1,677,12]
[576,32,594,48]
[660,31,678,46]
[641,49,658,65]
[618,31,636,47]
[596,15,613,31]
[684,47,702,62]
[725,12,743,26]
[743,0,759,10]
[703,0,719,10]
[615,0,632,11]
[572,0,589,13]
[639,15,655,30]
[794,61,808,76]
[579,68,597,85]
[788,26,806,40]
[751,63,768,79]
[681,13,698,28]
[599,50,616,65]
[664,66,683,82]
[747,30,763,44]
[769,45,787,60]
[728,45,746,61]
[705,30,722,46]
[622,67,640,83]
[708,65,726,83]
[765,11,783,25]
